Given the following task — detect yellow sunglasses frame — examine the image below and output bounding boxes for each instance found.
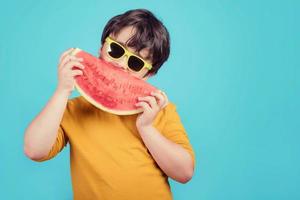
[105,37,152,72]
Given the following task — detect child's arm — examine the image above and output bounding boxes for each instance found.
[138,125,194,184]
[23,48,84,160]
[136,93,194,184]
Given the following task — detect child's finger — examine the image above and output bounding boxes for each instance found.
[150,91,166,108]
[59,55,83,70]
[59,55,72,69]
[138,96,158,109]
[64,61,85,71]
[160,91,169,108]
[135,101,151,112]
[71,69,83,77]
[59,48,74,62]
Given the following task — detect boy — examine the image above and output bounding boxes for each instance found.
[24,9,195,200]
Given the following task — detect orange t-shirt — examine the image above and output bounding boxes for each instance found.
[35,96,195,200]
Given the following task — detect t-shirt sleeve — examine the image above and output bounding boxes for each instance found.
[161,103,196,166]
[33,100,71,162]
[33,126,68,162]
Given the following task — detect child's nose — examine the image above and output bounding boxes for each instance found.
[118,55,129,71]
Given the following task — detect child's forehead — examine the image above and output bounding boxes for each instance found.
[111,26,135,44]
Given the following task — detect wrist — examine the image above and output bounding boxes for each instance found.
[137,124,154,134]
[55,86,72,97]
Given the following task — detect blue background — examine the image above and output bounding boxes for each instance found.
[1,0,299,199]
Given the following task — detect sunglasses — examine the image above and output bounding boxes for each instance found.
[105,37,152,73]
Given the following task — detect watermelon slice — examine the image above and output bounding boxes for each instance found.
[70,48,158,115]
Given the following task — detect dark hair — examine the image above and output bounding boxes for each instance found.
[101,9,170,75]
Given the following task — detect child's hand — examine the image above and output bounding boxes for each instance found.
[135,91,168,130]
[56,48,85,95]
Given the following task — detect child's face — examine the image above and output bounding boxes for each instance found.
[99,26,152,80]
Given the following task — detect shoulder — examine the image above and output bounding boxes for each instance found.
[67,96,86,107]
[65,96,83,111]
[65,96,96,117]
[161,101,179,117]
[153,101,179,125]
[164,101,177,112]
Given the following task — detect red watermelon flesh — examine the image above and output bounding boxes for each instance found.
[70,48,158,115]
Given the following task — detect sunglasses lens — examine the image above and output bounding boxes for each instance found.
[108,42,125,58]
[128,56,145,72]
